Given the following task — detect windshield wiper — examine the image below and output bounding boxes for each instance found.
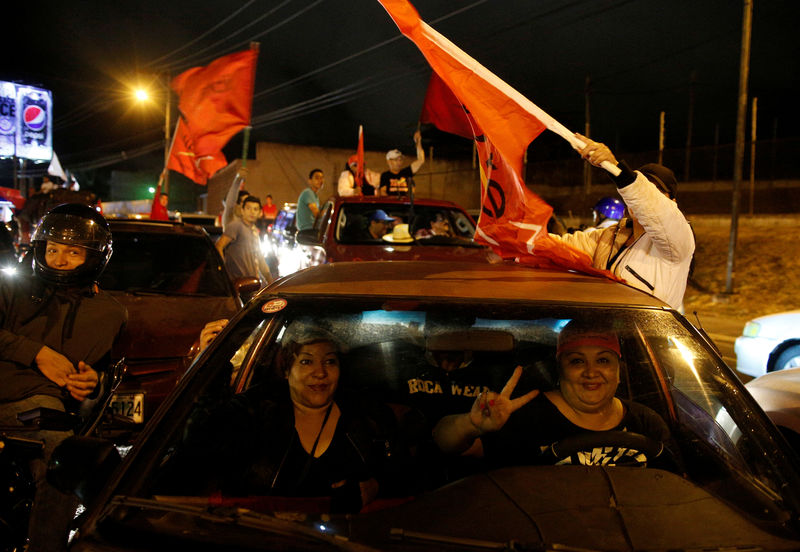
[389,528,603,552]
[102,496,372,551]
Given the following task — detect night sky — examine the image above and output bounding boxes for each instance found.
[3,0,798,180]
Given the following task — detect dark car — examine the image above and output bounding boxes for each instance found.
[296,196,492,269]
[54,261,800,551]
[99,220,258,433]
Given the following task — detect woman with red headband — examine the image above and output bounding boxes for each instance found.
[433,320,672,467]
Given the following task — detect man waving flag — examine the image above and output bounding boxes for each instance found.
[380,0,618,277]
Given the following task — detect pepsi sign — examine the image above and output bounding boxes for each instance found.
[15,85,53,162]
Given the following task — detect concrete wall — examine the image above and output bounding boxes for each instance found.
[206,141,482,214]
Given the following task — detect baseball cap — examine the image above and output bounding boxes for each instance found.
[369,209,394,222]
[386,149,403,161]
[638,163,677,199]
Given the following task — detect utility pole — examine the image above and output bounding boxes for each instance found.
[163,72,172,194]
[725,0,753,294]
[658,111,665,165]
[748,97,757,215]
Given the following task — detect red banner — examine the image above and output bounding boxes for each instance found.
[420,72,472,140]
[166,119,227,185]
[378,0,611,278]
[171,48,258,160]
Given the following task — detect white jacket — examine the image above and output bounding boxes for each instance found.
[554,171,694,309]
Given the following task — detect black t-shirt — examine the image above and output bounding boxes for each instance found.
[379,166,415,196]
[482,393,671,467]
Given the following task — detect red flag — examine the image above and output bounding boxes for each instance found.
[167,119,227,185]
[355,125,365,187]
[378,0,613,279]
[171,48,258,159]
[420,72,472,139]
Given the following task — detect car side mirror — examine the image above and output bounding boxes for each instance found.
[295,228,320,246]
[47,436,121,504]
[233,277,262,302]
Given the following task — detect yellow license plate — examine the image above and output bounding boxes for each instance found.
[110,393,144,424]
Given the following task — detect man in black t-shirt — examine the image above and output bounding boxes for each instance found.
[378,130,425,196]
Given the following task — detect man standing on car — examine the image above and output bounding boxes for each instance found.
[378,130,425,197]
[296,168,324,231]
[216,195,272,286]
[0,204,127,552]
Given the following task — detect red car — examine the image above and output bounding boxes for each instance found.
[99,220,258,437]
[296,196,493,266]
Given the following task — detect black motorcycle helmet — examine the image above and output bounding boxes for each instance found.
[31,203,112,287]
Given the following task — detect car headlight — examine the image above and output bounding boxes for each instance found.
[742,321,761,337]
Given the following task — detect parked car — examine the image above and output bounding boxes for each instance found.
[743,368,800,453]
[735,310,800,377]
[98,219,258,436]
[709,365,800,487]
[296,196,492,268]
[53,261,800,551]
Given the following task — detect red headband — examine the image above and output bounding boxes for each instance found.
[557,332,621,358]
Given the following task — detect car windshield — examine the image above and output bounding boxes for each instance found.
[98,231,231,296]
[335,204,475,244]
[114,295,800,549]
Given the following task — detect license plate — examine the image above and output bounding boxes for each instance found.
[110,393,144,424]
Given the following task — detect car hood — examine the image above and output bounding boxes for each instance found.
[85,467,800,551]
[110,293,239,361]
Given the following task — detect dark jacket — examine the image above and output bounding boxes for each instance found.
[164,383,403,512]
[0,275,127,407]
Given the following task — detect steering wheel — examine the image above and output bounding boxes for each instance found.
[548,430,664,465]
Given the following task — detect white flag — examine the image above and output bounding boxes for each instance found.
[47,151,67,180]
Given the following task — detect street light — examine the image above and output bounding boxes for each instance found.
[131,75,172,192]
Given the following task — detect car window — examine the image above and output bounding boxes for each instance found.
[98,231,231,296]
[139,297,800,529]
[336,204,476,244]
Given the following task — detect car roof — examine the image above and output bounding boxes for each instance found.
[265,261,669,307]
[330,196,469,210]
[108,219,210,237]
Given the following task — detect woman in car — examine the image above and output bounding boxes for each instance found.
[166,322,399,512]
[432,320,673,467]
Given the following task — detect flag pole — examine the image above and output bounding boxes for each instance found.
[416,19,621,177]
[238,42,260,175]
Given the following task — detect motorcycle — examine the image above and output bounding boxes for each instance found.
[0,358,126,551]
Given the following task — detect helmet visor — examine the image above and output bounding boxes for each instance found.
[32,213,111,252]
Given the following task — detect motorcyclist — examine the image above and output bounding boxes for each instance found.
[591,197,624,229]
[0,203,127,552]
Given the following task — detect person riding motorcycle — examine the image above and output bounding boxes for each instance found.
[0,203,127,552]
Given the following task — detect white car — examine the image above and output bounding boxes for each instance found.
[744,368,800,452]
[735,310,800,377]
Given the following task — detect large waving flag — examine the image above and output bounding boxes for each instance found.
[378,0,615,277]
[166,119,228,184]
[170,46,258,180]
